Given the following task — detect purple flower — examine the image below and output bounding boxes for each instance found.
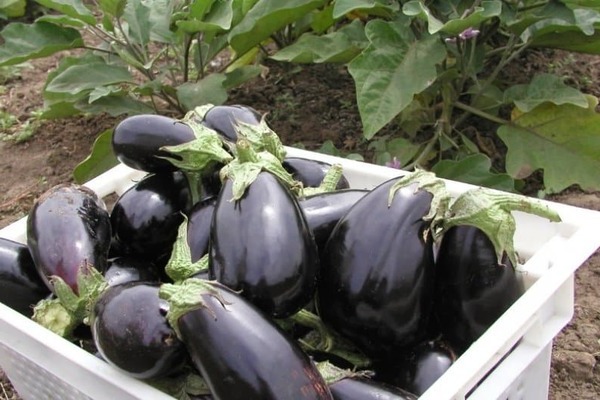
[458,27,480,40]
[386,157,401,169]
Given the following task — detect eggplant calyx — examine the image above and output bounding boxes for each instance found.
[231,117,286,162]
[440,188,562,266]
[148,368,211,399]
[160,121,233,172]
[165,218,209,283]
[301,164,344,198]
[220,140,301,201]
[32,263,108,338]
[159,278,231,339]
[185,104,214,124]
[316,361,373,385]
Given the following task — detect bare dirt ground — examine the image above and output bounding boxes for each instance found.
[0,50,599,399]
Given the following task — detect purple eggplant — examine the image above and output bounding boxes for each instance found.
[283,157,350,190]
[434,226,523,354]
[329,378,417,400]
[299,189,368,252]
[104,256,160,286]
[187,196,217,263]
[0,237,51,316]
[27,184,111,293]
[110,171,192,260]
[209,171,319,318]
[202,104,262,142]
[317,177,436,359]
[112,114,195,173]
[91,282,186,379]
[160,279,333,399]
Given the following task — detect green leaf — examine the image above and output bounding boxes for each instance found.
[271,19,368,63]
[401,1,443,34]
[177,74,228,111]
[228,0,328,56]
[39,101,81,119]
[97,0,126,18]
[37,14,87,28]
[530,30,600,54]
[43,53,105,105]
[0,21,83,67]
[177,0,234,33]
[522,2,600,43]
[348,19,446,139]
[76,95,154,116]
[332,0,399,19]
[431,153,516,192]
[35,0,96,25]
[504,73,589,112]
[73,129,118,183]
[497,95,600,193]
[46,63,133,95]
[223,65,262,88]
[146,0,175,42]
[123,0,151,46]
[88,85,123,103]
[0,0,25,18]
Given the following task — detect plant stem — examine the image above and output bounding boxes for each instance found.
[454,101,510,125]
[183,34,192,83]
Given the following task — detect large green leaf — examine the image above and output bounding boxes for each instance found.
[177,74,228,111]
[497,95,600,193]
[431,153,516,192]
[271,19,367,63]
[0,22,83,66]
[503,73,589,112]
[43,53,105,105]
[522,2,600,43]
[228,0,327,56]
[147,0,175,42]
[76,95,154,116]
[529,30,600,54]
[45,63,133,95]
[1,0,26,17]
[35,0,96,25]
[73,129,119,183]
[177,0,234,33]
[97,0,126,18]
[348,19,446,139]
[123,0,151,46]
[222,65,262,88]
[332,0,399,19]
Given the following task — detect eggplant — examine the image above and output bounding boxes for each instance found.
[434,226,523,354]
[112,114,195,173]
[209,171,319,318]
[27,184,111,293]
[187,196,217,263]
[329,378,417,400]
[375,340,455,396]
[202,104,262,142]
[160,279,333,399]
[317,177,435,358]
[300,189,368,252]
[111,171,192,260]
[283,157,350,190]
[104,256,160,286]
[0,237,51,316]
[91,282,186,379]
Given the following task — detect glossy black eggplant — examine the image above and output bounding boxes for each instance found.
[161,280,333,399]
[317,177,435,358]
[111,171,192,260]
[209,171,319,318]
[202,104,262,142]
[112,114,195,173]
[91,282,186,379]
[0,237,50,316]
[283,157,350,190]
[300,189,368,252]
[329,378,417,400]
[104,256,160,286]
[434,226,523,354]
[27,184,111,293]
[187,196,217,263]
[375,340,455,396]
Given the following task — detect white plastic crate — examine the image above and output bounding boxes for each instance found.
[1,147,600,400]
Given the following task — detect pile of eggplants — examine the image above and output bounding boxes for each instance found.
[0,104,562,400]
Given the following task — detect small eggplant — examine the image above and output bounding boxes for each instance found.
[111,171,192,260]
[317,176,436,358]
[434,226,523,354]
[283,157,350,190]
[160,279,333,399]
[27,184,111,293]
[300,189,368,252]
[187,196,217,263]
[112,114,195,173]
[104,256,160,286]
[202,104,262,142]
[91,282,187,379]
[209,171,319,318]
[0,237,50,316]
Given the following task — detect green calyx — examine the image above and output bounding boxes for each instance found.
[301,163,344,197]
[159,278,230,340]
[315,361,373,385]
[165,217,209,283]
[233,117,287,162]
[32,262,108,338]
[387,170,562,267]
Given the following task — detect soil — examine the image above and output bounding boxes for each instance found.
[1,49,600,399]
